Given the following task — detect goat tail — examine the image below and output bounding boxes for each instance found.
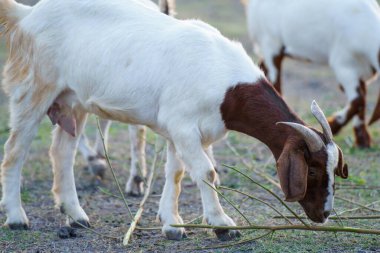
[159,0,176,17]
[0,0,31,33]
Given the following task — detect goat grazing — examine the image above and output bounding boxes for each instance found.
[245,0,380,148]
[0,0,347,241]
[78,0,177,196]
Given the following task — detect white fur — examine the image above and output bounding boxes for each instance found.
[325,143,339,213]
[0,0,260,236]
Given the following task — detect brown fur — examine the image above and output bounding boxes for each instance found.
[328,82,366,134]
[220,79,302,159]
[220,79,345,222]
[174,170,184,184]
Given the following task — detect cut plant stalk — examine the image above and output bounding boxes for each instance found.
[203,180,252,225]
[123,139,164,246]
[225,140,281,190]
[171,223,380,235]
[219,186,293,225]
[224,165,310,227]
[273,215,380,220]
[336,196,380,213]
[97,118,134,221]
[189,231,273,251]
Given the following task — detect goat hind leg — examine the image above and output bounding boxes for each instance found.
[0,98,52,229]
[125,125,147,196]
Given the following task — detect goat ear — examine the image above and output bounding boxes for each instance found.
[336,148,348,179]
[277,146,308,202]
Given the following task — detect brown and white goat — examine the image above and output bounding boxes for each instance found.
[0,0,347,241]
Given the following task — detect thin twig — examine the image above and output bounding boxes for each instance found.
[190,231,272,251]
[224,165,310,227]
[97,118,134,220]
[123,140,163,245]
[225,141,281,190]
[171,223,380,235]
[219,186,293,225]
[338,200,380,216]
[273,215,380,220]
[67,214,122,240]
[204,180,252,226]
[336,196,380,213]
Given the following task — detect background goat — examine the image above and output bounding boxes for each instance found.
[0,0,347,241]
[245,0,380,148]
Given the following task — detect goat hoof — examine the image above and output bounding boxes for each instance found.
[70,219,91,229]
[214,229,241,241]
[58,226,77,239]
[164,229,187,241]
[7,223,29,230]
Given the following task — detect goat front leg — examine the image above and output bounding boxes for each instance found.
[51,108,90,227]
[125,125,147,196]
[157,142,185,240]
[173,135,240,241]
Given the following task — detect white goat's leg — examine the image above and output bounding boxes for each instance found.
[50,108,90,227]
[125,125,147,196]
[77,119,110,179]
[329,59,370,147]
[157,142,185,240]
[159,0,176,16]
[94,119,111,157]
[0,90,57,229]
[205,146,221,186]
[259,39,284,93]
[172,136,240,241]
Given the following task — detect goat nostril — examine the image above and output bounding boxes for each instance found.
[323,211,331,218]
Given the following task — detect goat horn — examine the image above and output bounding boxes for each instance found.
[277,122,325,152]
[310,100,333,143]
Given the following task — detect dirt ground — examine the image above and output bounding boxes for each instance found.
[0,0,380,252]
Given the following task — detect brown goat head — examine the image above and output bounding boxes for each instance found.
[277,101,348,223]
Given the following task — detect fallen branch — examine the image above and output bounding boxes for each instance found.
[171,223,380,235]
[224,165,310,227]
[219,186,293,225]
[338,200,380,216]
[204,180,252,225]
[190,231,273,251]
[123,139,163,245]
[273,215,380,220]
[225,141,281,190]
[97,119,134,220]
[336,196,380,213]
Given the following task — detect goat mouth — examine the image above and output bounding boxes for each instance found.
[304,212,327,224]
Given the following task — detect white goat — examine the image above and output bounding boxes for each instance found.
[0,0,347,241]
[245,0,380,148]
